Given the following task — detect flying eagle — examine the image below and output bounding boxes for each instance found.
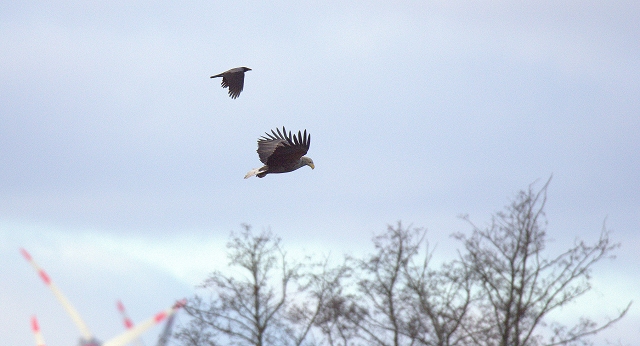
[210,67,251,99]
[244,127,314,179]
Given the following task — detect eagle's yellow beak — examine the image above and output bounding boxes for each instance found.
[309,163,315,169]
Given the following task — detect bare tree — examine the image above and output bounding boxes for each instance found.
[307,257,359,346]
[176,225,335,346]
[347,222,423,346]
[338,223,473,346]
[314,292,363,346]
[176,180,631,346]
[403,249,475,346]
[174,311,220,346]
[282,255,357,346]
[454,178,631,346]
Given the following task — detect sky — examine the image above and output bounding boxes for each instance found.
[1,1,639,345]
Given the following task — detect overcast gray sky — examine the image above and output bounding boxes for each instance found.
[1,1,639,345]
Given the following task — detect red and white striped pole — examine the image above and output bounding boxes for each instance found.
[31,316,46,346]
[103,299,186,346]
[20,248,95,342]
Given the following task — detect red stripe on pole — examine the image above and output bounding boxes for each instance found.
[38,270,51,285]
[174,299,187,308]
[117,301,125,312]
[154,312,167,323]
[21,248,32,261]
[31,316,40,332]
[124,318,134,329]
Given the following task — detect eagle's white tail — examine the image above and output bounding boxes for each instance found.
[244,168,260,179]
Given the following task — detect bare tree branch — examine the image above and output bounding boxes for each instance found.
[455,177,631,346]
